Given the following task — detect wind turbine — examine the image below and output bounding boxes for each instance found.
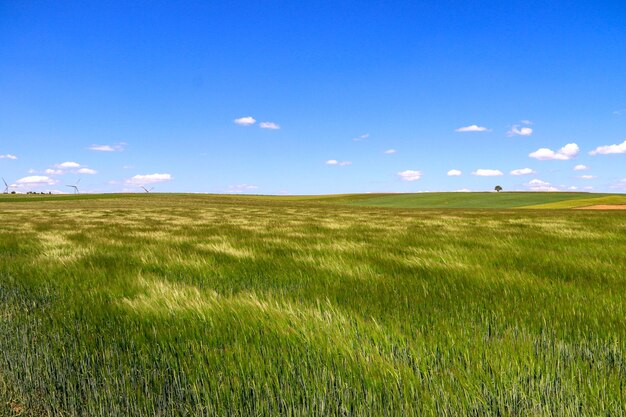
[2,178,8,194]
[66,179,80,194]
[140,186,154,193]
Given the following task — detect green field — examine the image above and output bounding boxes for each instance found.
[1,193,625,416]
[339,191,626,209]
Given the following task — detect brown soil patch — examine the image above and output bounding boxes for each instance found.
[577,205,626,210]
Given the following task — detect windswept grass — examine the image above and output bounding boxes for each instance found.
[1,194,625,416]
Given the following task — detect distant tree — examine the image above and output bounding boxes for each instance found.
[495,185,503,192]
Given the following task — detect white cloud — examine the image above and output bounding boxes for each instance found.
[589,140,626,156]
[397,170,422,181]
[573,164,588,171]
[259,122,280,130]
[227,184,259,193]
[45,169,64,175]
[472,169,503,177]
[0,154,18,160]
[613,109,626,116]
[77,168,97,175]
[455,124,490,132]
[568,186,578,190]
[579,175,596,180]
[353,134,369,141]
[507,125,533,136]
[510,168,535,176]
[125,173,172,185]
[14,176,58,187]
[529,143,579,160]
[326,159,351,166]
[234,116,256,126]
[521,120,533,125]
[456,188,471,192]
[447,169,462,176]
[525,178,559,191]
[88,143,126,152]
[383,149,397,154]
[56,161,81,168]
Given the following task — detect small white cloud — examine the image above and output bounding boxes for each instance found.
[0,154,18,160]
[353,134,369,141]
[529,143,579,160]
[589,139,626,156]
[125,173,172,185]
[234,116,256,126]
[579,175,596,180]
[77,168,97,175]
[507,125,533,136]
[573,164,588,171]
[456,188,471,192]
[525,178,559,191]
[447,169,462,176]
[14,175,58,187]
[326,159,351,166]
[383,149,397,154]
[56,161,81,168]
[472,169,503,177]
[568,186,578,190]
[259,122,280,130]
[45,169,64,175]
[227,184,259,193]
[397,170,422,181]
[613,109,626,116]
[455,124,490,133]
[510,168,535,176]
[88,143,126,152]
[521,120,533,125]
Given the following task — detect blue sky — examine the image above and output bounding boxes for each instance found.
[1,1,625,194]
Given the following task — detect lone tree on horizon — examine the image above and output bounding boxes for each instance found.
[495,185,503,192]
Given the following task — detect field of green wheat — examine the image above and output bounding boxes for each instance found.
[1,193,625,416]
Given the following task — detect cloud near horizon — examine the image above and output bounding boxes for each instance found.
[472,169,503,177]
[13,175,58,187]
[510,168,535,176]
[227,184,259,193]
[55,161,81,168]
[397,170,422,181]
[89,143,126,152]
[589,139,626,155]
[529,143,579,160]
[125,173,172,185]
[447,169,462,176]
[525,178,558,191]
[455,124,490,132]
